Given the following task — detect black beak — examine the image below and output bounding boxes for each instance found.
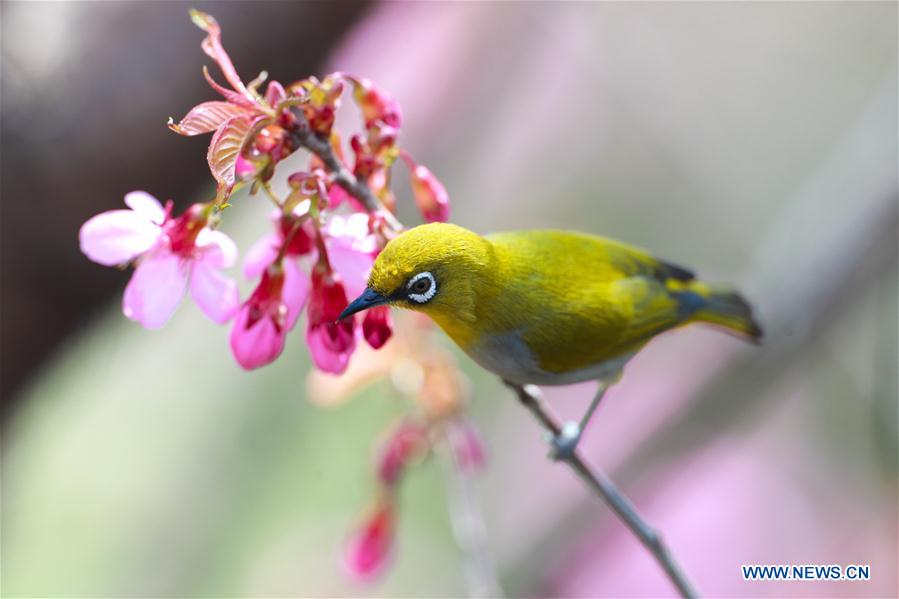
[339,288,389,321]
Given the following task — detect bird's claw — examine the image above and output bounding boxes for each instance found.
[547,421,581,461]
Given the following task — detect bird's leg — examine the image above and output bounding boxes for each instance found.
[548,383,607,460]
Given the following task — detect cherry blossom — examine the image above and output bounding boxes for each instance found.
[79,191,238,329]
[306,264,356,374]
[229,260,308,370]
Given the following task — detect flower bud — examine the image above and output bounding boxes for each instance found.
[253,124,285,153]
[376,421,428,486]
[402,154,449,223]
[362,306,393,349]
[352,78,403,129]
[344,498,394,580]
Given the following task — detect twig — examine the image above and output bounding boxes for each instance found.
[290,116,403,232]
[441,422,504,598]
[504,381,699,599]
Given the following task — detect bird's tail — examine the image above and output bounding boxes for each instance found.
[690,285,763,343]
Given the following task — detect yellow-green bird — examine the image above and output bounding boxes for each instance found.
[339,223,761,457]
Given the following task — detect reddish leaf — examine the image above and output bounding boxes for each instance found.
[203,66,258,110]
[207,114,262,187]
[168,101,253,136]
[189,9,251,101]
[264,80,286,108]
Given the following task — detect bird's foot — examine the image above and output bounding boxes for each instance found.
[547,421,581,461]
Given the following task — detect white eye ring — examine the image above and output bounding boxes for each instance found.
[406,271,437,304]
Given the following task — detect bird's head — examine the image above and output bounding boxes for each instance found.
[339,222,490,322]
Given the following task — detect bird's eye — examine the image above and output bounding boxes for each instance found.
[406,271,437,304]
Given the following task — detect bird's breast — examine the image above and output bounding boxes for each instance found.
[461,328,633,386]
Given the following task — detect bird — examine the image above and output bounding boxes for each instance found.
[339,223,762,458]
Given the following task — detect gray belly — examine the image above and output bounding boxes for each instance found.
[465,330,633,386]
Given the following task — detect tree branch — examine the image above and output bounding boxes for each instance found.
[504,381,699,599]
[291,118,403,232]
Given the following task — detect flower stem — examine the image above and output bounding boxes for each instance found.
[260,179,284,209]
[503,382,699,599]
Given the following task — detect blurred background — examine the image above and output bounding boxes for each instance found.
[2,2,896,598]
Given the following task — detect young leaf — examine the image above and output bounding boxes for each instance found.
[207,114,262,187]
[168,101,252,136]
[188,9,252,102]
[202,66,259,110]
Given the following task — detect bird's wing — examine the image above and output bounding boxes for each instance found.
[489,230,696,376]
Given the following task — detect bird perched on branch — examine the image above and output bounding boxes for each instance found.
[340,223,762,458]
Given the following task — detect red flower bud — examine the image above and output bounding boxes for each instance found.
[402,154,450,223]
[376,422,428,486]
[352,77,403,129]
[254,124,284,153]
[344,498,394,580]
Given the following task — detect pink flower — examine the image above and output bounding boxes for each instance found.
[229,260,309,370]
[307,264,356,374]
[401,153,450,223]
[243,210,315,283]
[324,212,379,299]
[79,192,239,329]
[231,206,317,371]
[376,422,429,486]
[344,498,395,580]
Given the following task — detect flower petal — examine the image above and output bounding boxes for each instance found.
[190,259,239,324]
[168,101,254,136]
[242,233,280,280]
[362,306,392,350]
[195,228,238,268]
[326,241,374,300]
[122,251,187,329]
[282,259,310,330]
[229,305,285,370]
[79,210,161,266]
[124,191,166,224]
[306,322,355,374]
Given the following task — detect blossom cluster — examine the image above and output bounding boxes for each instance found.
[78,9,482,582]
[79,10,449,375]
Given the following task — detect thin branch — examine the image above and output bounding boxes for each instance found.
[504,381,699,599]
[290,116,403,232]
[441,423,504,598]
